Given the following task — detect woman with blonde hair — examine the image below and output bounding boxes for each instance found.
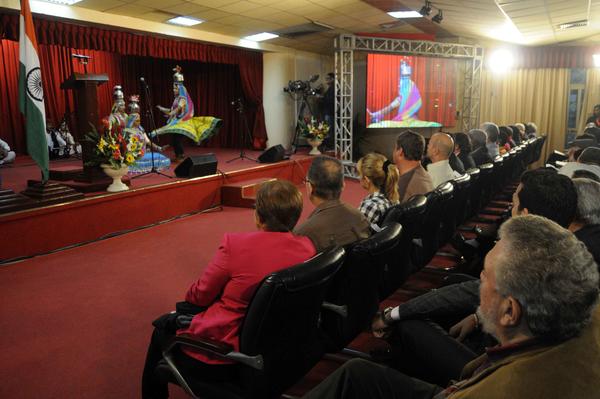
[357,153,400,229]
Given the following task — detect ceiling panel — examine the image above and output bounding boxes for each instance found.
[70,0,600,54]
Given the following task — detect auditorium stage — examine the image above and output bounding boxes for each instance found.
[0,147,315,263]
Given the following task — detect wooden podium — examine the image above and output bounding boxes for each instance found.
[56,73,111,190]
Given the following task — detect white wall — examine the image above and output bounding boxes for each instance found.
[263,51,333,149]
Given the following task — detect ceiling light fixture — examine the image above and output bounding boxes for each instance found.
[432,10,443,24]
[419,1,433,17]
[38,0,82,4]
[243,32,279,42]
[387,11,422,19]
[166,16,204,27]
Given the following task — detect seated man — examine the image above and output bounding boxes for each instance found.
[141,180,316,399]
[426,133,461,188]
[559,146,600,180]
[295,155,370,251]
[394,130,434,202]
[372,168,579,385]
[570,178,600,267]
[0,138,16,165]
[304,215,600,399]
[467,129,492,166]
[481,122,500,159]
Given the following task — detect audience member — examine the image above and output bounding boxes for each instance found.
[468,129,492,166]
[508,125,521,145]
[0,138,16,165]
[357,153,399,230]
[295,156,370,251]
[525,122,538,138]
[572,169,600,182]
[374,168,580,386]
[426,133,461,187]
[585,126,600,143]
[514,122,526,141]
[481,122,499,158]
[559,146,600,179]
[570,178,600,267]
[393,130,434,202]
[142,180,316,399]
[585,104,600,128]
[306,215,600,399]
[454,132,476,170]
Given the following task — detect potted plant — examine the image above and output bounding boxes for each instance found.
[300,117,329,155]
[85,121,145,192]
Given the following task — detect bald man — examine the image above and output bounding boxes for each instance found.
[426,133,460,187]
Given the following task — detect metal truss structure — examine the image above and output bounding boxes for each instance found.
[334,34,484,177]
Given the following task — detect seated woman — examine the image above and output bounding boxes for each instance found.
[141,180,316,399]
[0,138,16,165]
[125,96,171,174]
[357,153,400,231]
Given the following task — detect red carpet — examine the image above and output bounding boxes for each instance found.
[0,180,365,398]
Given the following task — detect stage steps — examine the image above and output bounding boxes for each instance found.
[221,177,276,208]
[0,189,37,214]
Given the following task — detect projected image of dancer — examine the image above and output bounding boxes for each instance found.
[368,61,422,124]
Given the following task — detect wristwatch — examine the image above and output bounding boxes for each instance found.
[382,306,395,326]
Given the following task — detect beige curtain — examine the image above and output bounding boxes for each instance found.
[480,68,569,164]
[577,68,600,133]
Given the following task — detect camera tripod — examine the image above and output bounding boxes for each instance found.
[290,93,315,154]
[227,98,256,163]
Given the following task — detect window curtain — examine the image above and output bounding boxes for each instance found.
[480,68,569,164]
[0,12,267,152]
[577,68,600,133]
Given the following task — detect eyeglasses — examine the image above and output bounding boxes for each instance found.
[303,177,311,184]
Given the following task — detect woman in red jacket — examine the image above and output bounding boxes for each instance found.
[142,180,316,398]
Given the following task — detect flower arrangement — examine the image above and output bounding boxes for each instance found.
[300,117,330,141]
[85,121,145,169]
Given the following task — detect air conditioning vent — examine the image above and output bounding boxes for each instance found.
[556,19,588,30]
[379,20,407,30]
[274,21,334,38]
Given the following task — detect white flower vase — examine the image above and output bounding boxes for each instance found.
[101,164,130,192]
[307,138,322,155]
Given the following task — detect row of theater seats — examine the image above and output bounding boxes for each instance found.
[155,136,547,399]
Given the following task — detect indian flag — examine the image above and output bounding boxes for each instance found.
[18,0,49,182]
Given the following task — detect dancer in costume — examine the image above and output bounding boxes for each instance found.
[126,95,171,174]
[368,61,422,124]
[153,66,222,160]
[108,85,128,131]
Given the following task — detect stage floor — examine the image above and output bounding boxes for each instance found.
[0,146,313,195]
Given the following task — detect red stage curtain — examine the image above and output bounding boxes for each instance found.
[0,11,267,152]
[239,53,267,149]
[366,54,457,127]
[0,39,24,151]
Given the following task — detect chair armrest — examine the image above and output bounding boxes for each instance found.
[164,334,264,370]
[321,302,348,318]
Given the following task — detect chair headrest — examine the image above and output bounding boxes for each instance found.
[354,223,402,255]
[402,194,428,212]
[466,167,480,177]
[479,162,494,171]
[452,173,471,185]
[267,246,345,292]
[435,181,454,196]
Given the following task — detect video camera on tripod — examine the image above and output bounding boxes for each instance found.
[283,74,322,97]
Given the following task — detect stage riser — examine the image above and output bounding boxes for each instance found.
[0,158,312,263]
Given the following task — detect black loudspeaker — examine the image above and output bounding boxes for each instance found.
[258,144,288,163]
[174,154,218,178]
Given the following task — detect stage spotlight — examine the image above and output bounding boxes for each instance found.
[488,49,515,74]
[432,10,443,24]
[419,1,432,16]
[593,54,600,67]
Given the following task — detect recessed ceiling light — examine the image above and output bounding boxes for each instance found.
[387,11,422,19]
[243,32,279,42]
[166,16,204,27]
[38,0,82,4]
